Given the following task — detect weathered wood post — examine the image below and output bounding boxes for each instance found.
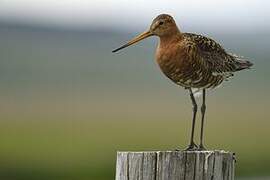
[115,151,235,180]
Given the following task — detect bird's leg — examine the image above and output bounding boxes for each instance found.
[198,89,206,151]
[185,88,198,151]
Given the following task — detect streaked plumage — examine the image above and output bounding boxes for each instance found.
[113,14,253,151]
[156,32,252,90]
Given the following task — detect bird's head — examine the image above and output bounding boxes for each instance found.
[150,14,177,36]
[112,14,179,53]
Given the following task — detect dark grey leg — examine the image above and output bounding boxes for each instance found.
[199,89,206,150]
[185,88,198,151]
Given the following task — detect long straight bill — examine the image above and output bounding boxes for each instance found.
[112,31,153,53]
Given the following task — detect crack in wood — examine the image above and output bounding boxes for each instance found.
[193,152,197,180]
[127,153,130,180]
[154,152,158,180]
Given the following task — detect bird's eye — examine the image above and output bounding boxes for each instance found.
[159,21,164,25]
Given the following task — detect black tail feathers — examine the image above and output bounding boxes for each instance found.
[229,53,253,71]
[235,59,253,71]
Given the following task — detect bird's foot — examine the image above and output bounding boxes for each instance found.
[197,144,207,151]
[184,142,198,151]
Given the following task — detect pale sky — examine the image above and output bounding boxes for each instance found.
[0,0,269,31]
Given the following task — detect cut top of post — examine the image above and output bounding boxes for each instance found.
[115,150,235,180]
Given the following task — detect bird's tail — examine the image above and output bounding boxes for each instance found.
[230,53,253,71]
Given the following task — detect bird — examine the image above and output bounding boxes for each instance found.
[112,14,253,151]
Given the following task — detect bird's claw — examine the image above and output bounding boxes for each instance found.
[197,144,207,151]
[184,142,198,151]
[175,144,207,151]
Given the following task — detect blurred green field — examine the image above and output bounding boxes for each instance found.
[0,115,269,180]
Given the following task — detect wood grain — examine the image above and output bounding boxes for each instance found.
[115,151,235,180]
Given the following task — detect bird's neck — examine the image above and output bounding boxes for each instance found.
[155,29,183,66]
[158,29,182,49]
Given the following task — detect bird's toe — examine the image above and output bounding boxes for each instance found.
[184,143,198,151]
[197,144,207,151]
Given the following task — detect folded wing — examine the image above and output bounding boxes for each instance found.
[183,33,253,78]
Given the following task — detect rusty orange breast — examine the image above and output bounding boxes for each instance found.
[155,38,190,86]
[155,36,222,89]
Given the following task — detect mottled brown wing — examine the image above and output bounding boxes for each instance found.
[183,33,250,76]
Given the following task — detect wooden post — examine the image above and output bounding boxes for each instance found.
[115,151,235,180]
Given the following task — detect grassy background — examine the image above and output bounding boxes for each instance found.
[0,118,269,179]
